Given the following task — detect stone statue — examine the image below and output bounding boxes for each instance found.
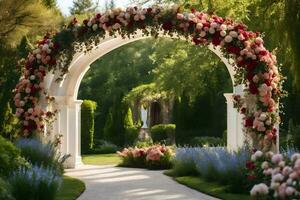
[141,106,148,128]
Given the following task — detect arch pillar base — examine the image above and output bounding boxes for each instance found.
[52,96,83,168]
[224,93,245,151]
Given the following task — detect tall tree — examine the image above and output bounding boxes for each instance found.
[70,0,95,15]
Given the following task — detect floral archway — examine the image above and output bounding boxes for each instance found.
[14,5,284,152]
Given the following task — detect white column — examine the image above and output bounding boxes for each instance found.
[224,93,244,150]
[53,96,83,168]
[67,99,83,168]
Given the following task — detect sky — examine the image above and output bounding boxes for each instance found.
[57,0,131,16]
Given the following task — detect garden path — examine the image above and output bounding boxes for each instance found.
[65,165,219,200]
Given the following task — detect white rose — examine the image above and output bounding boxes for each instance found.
[229,31,238,38]
[29,75,35,80]
[259,113,267,121]
[42,44,49,51]
[224,35,233,43]
[200,31,206,37]
[220,30,226,37]
[140,14,145,20]
[210,22,218,28]
[36,54,42,59]
[196,23,203,30]
[220,24,227,31]
[87,21,92,27]
[209,27,215,34]
[92,24,98,31]
[261,161,269,170]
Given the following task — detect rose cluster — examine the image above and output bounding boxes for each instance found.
[14,36,58,137]
[248,151,300,199]
[117,144,173,169]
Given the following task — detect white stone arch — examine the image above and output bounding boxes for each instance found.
[44,31,245,168]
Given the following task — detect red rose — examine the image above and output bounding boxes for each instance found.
[162,21,173,30]
[192,37,202,45]
[191,8,196,13]
[212,33,221,46]
[247,174,256,181]
[226,45,241,55]
[265,79,271,86]
[241,107,246,114]
[245,118,254,127]
[246,60,258,72]
[249,82,258,94]
[147,8,152,13]
[247,72,254,81]
[96,13,101,19]
[237,59,245,67]
[83,19,88,26]
[246,161,256,170]
[259,50,268,56]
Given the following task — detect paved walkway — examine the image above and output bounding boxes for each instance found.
[65,165,219,200]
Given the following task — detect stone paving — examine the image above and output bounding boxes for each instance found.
[65,165,219,200]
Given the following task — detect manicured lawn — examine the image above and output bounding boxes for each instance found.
[56,176,85,200]
[164,170,251,200]
[82,153,121,165]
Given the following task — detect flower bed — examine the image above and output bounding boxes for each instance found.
[248,150,300,199]
[117,145,174,169]
[173,147,250,193]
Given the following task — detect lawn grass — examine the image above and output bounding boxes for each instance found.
[55,176,85,200]
[82,153,121,165]
[164,170,251,200]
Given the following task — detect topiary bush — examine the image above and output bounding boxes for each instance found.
[0,135,27,177]
[9,165,62,200]
[150,124,176,144]
[81,100,97,154]
[91,139,118,154]
[124,108,140,145]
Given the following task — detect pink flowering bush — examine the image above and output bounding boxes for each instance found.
[117,145,174,169]
[247,150,300,199]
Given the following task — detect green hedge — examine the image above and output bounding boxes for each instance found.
[189,136,225,147]
[81,100,97,154]
[124,108,139,145]
[150,124,176,144]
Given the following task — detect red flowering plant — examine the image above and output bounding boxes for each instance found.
[14,5,285,152]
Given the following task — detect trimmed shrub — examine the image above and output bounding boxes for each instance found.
[124,108,139,145]
[124,126,139,145]
[81,100,97,154]
[0,177,14,200]
[9,165,62,200]
[189,136,225,147]
[92,139,118,154]
[0,135,26,177]
[16,138,69,175]
[134,139,153,148]
[150,124,176,144]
